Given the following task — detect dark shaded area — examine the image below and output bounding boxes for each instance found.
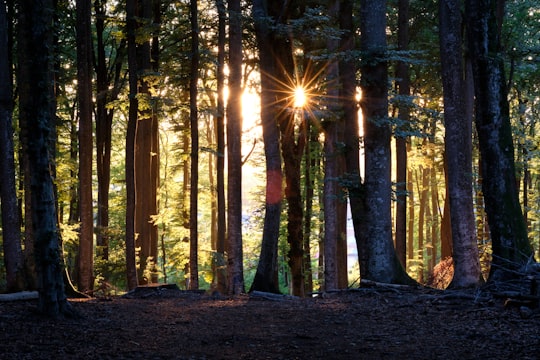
[0,287,538,359]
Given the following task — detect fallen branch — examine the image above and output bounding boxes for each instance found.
[0,291,39,302]
[250,291,298,301]
[360,279,415,290]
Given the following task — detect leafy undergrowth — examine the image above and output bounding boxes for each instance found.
[0,286,538,359]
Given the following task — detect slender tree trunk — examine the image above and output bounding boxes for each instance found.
[359,0,413,284]
[227,0,244,294]
[188,0,199,290]
[323,0,342,291]
[17,0,73,316]
[76,0,94,293]
[303,119,317,294]
[0,0,25,292]
[407,168,414,263]
[125,0,139,290]
[465,0,533,278]
[417,166,429,282]
[395,0,410,268]
[214,0,227,294]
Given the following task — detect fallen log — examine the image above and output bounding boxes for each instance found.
[0,291,39,302]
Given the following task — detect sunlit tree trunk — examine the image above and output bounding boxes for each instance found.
[134,0,159,284]
[394,0,410,268]
[76,0,94,293]
[465,0,533,279]
[188,0,199,290]
[407,167,414,263]
[213,0,227,294]
[227,0,244,294]
[0,0,25,292]
[417,166,429,282]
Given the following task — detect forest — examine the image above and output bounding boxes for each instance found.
[0,0,540,319]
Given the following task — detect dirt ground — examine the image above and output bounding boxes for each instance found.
[0,285,539,360]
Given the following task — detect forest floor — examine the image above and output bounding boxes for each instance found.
[0,283,539,360]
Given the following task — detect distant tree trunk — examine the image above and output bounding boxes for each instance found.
[0,0,25,292]
[213,0,227,294]
[359,0,412,284]
[250,0,282,294]
[227,0,244,294]
[125,0,139,290]
[439,0,482,288]
[336,0,357,291]
[94,0,125,264]
[188,0,199,290]
[17,0,72,316]
[395,0,410,268]
[417,166,429,282]
[465,0,533,278]
[407,167,414,263]
[76,0,94,293]
[303,120,318,294]
[429,169,439,271]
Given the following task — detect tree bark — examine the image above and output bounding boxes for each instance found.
[76,0,95,293]
[227,0,244,294]
[213,0,227,294]
[359,0,413,284]
[188,0,199,290]
[0,0,25,292]
[394,0,410,268]
[17,0,73,316]
[134,0,159,284]
[465,0,533,278]
[125,0,139,290]
[250,0,282,294]
[439,0,483,288]
[94,0,125,262]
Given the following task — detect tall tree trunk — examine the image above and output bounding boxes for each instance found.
[274,11,306,297]
[0,0,25,292]
[188,0,199,290]
[465,0,533,279]
[76,0,94,293]
[227,0,244,294]
[213,0,227,294]
[134,0,159,284]
[250,0,282,294]
[323,0,343,291]
[394,0,410,268]
[359,0,412,284]
[439,0,482,287]
[125,0,139,290]
[17,0,73,316]
[94,0,125,263]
